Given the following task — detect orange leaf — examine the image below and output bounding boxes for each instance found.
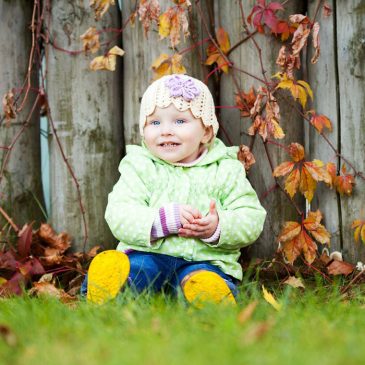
[299,166,316,202]
[288,143,305,162]
[285,168,301,198]
[300,230,317,264]
[277,221,301,242]
[216,27,230,54]
[273,161,295,177]
[326,162,337,187]
[334,165,355,195]
[282,234,303,264]
[237,145,256,171]
[303,161,331,183]
[303,210,330,245]
[309,112,332,133]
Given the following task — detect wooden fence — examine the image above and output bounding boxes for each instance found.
[0,0,364,263]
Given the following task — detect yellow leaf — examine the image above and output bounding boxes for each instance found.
[271,119,285,139]
[89,46,124,71]
[151,53,186,79]
[299,166,316,202]
[159,12,171,39]
[262,285,281,311]
[108,46,125,57]
[297,80,313,100]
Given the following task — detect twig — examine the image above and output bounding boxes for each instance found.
[341,269,365,295]
[0,207,19,233]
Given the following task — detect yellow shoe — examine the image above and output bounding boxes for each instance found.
[87,250,130,304]
[181,270,236,308]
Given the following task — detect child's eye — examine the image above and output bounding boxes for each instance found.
[150,120,160,126]
[175,119,185,125]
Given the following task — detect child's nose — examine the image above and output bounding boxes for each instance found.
[160,123,174,135]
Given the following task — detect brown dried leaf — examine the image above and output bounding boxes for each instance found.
[323,2,332,17]
[237,145,256,171]
[284,276,305,288]
[327,260,354,276]
[0,325,17,346]
[235,87,256,117]
[38,224,71,254]
[311,22,320,64]
[138,0,160,36]
[90,0,115,21]
[2,91,16,125]
[80,27,100,54]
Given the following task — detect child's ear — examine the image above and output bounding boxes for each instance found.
[201,126,214,144]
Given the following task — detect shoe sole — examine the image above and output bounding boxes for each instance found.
[182,270,236,308]
[87,250,130,304]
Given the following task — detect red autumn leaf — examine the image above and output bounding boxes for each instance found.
[247,0,284,33]
[274,20,296,41]
[235,87,257,117]
[0,251,17,271]
[17,223,34,258]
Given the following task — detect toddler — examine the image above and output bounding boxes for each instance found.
[84,74,266,306]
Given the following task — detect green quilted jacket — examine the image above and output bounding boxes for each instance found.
[105,138,266,280]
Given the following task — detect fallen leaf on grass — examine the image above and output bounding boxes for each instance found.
[241,320,274,345]
[0,324,17,346]
[327,260,354,276]
[284,276,305,288]
[29,282,78,305]
[262,285,281,311]
[238,301,258,324]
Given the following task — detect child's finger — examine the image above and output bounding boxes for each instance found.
[192,216,211,225]
[183,223,208,232]
[182,210,194,223]
[209,199,217,215]
[178,228,200,237]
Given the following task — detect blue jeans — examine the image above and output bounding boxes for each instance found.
[81,251,239,298]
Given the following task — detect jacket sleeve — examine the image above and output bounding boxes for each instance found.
[207,159,266,250]
[104,155,159,248]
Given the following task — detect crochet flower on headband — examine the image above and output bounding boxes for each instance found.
[164,75,201,101]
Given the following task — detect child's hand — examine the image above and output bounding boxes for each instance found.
[179,205,202,226]
[179,200,219,239]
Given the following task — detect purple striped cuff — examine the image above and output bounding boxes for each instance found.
[151,203,181,240]
[201,222,221,244]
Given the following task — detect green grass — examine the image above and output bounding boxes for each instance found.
[1,281,365,365]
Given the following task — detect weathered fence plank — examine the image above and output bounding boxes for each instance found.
[46,1,123,250]
[307,0,342,252]
[337,0,365,262]
[122,0,209,146]
[217,1,305,259]
[0,0,44,228]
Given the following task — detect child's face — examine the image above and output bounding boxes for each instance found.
[143,104,213,163]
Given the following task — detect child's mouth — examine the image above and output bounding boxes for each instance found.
[159,143,180,148]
